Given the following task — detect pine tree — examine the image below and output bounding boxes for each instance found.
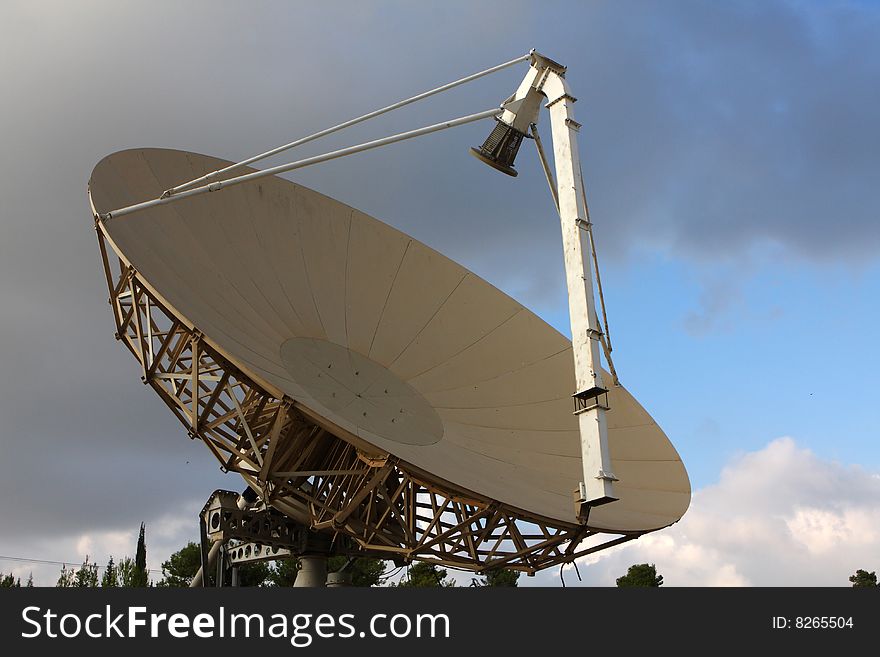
[0,573,21,587]
[57,559,99,588]
[73,557,99,587]
[157,542,201,587]
[480,568,519,587]
[392,562,455,587]
[326,557,386,587]
[118,557,138,587]
[132,523,149,587]
[236,561,272,587]
[102,556,119,587]
[849,569,878,587]
[270,558,300,587]
[56,564,74,587]
[616,563,663,587]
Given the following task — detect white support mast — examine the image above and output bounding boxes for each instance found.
[472,52,618,517]
[542,63,618,514]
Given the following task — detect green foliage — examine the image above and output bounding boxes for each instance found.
[157,542,201,588]
[25,574,33,587]
[1,573,21,588]
[56,557,99,588]
[479,568,519,587]
[132,523,149,587]
[391,561,456,587]
[269,558,300,587]
[849,569,878,587]
[616,563,663,587]
[118,557,141,587]
[75,558,99,587]
[236,561,273,587]
[56,566,72,588]
[101,556,119,588]
[327,557,386,587]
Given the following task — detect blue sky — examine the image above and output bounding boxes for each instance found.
[1,0,878,585]
[590,249,880,490]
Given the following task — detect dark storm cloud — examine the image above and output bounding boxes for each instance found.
[0,0,877,552]
[569,1,880,262]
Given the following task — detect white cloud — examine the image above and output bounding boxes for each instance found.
[530,437,880,586]
[785,507,879,556]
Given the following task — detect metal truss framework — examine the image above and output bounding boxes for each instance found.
[96,222,642,574]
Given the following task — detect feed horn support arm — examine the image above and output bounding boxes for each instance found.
[488,52,618,514]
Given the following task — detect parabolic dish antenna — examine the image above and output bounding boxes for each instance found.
[89,147,689,572]
[89,48,691,575]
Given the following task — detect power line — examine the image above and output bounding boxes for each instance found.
[0,554,163,575]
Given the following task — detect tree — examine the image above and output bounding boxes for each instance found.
[1,573,21,588]
[25,574,33,588]
[131,522,149,587]
[328,557,386,587]
[849,569,878,588]
[269,558,300,587]
[57,557,99,588]
[480,568,520,587]
[56,564,74,587]
[237,561,273,587]
[392,562,455,587]
[616,563,663,587]
[118,557,141,587]
[74,557,99,587]
[157,542,201,588]
[102,556,119,588]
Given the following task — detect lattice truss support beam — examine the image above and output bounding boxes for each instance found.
[97,224,642,574]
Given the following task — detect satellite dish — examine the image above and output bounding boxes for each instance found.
[89,147,689,573]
